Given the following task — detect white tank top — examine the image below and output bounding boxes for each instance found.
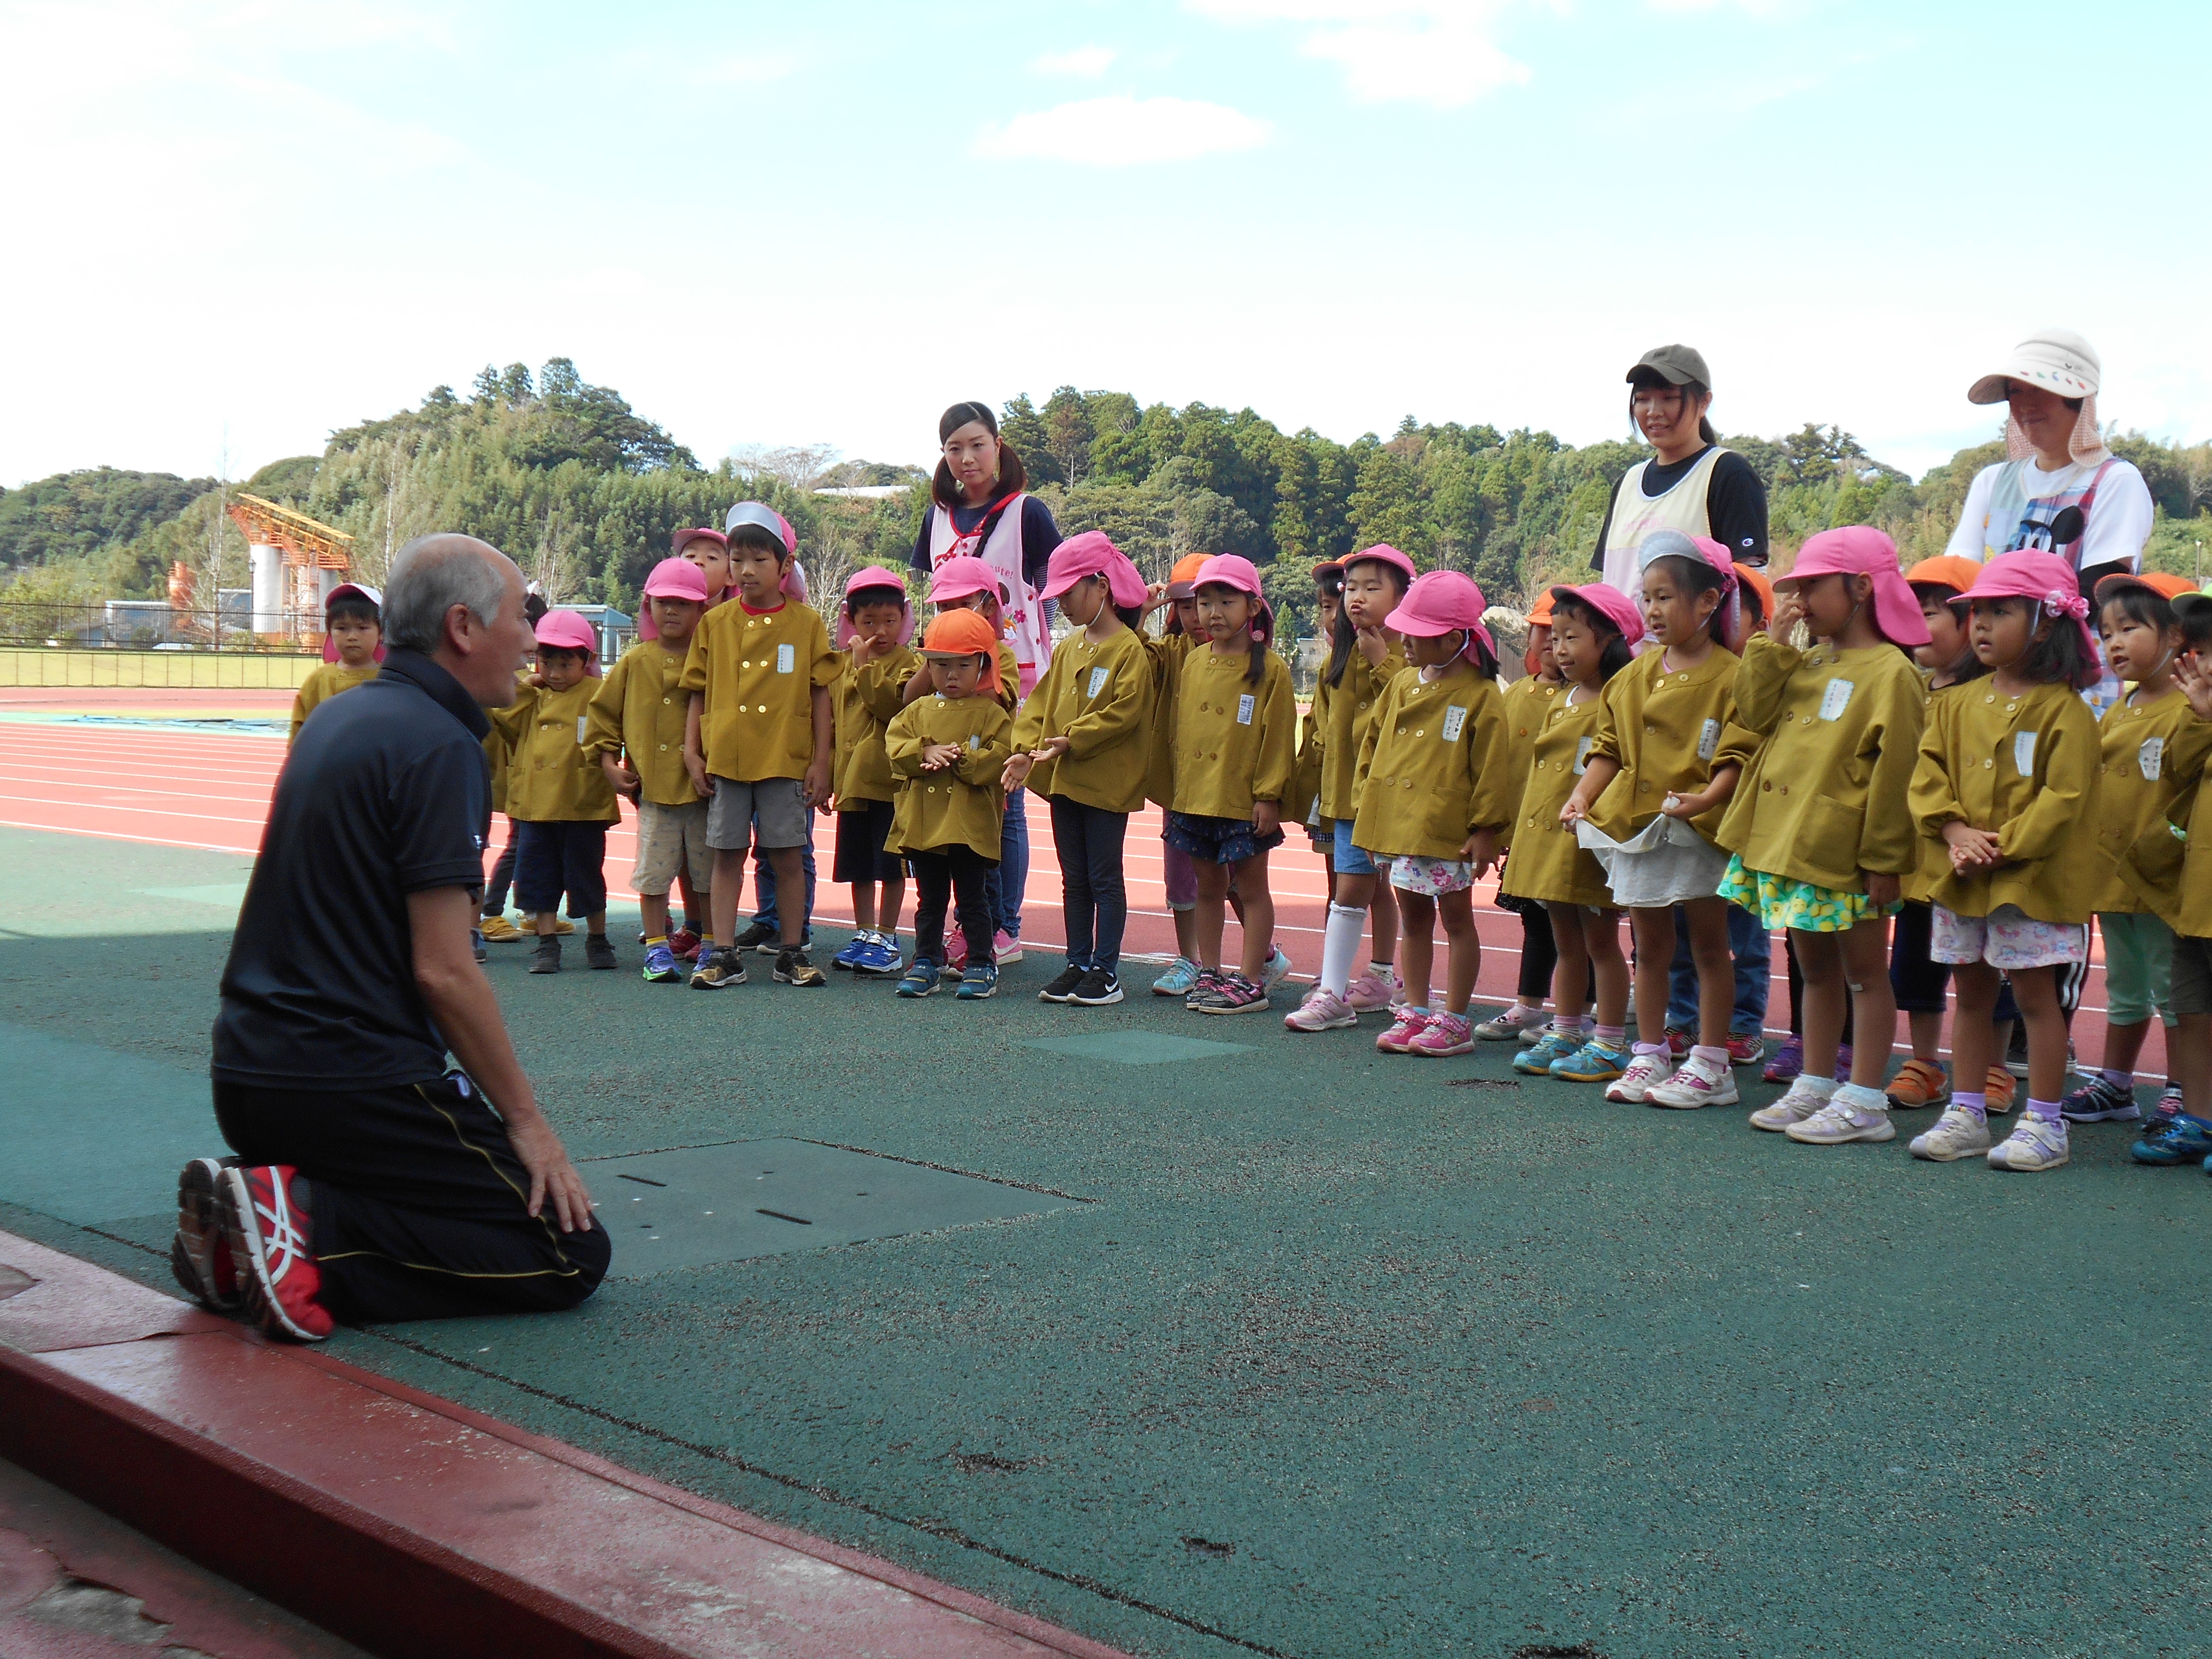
[926,493,1051,698]
[1597,447,1728,597]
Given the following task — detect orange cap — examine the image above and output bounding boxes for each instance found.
[2128,571,2199,602]
[1904,555,1984,597]
[1524,589,1556,627]
[920,608,1002,694]
[1733,562,1774,626]
[1165,553,1212,599]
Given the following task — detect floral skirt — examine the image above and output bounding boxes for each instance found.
[1718,855,1899,933]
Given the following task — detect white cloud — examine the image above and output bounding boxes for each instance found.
[1188,1,1532,107]
[1031,44,1117,77]
[974,96,1271,165]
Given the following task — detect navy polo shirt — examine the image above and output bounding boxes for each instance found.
[213,651,492,1090]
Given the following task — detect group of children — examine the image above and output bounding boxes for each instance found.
[283,503,2212,1178]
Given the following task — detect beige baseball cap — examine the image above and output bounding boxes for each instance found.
[1626,344,1712,388]
[1967,328,2100,405]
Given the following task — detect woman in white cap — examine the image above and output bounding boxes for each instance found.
[1590,344,1770,596]
[1945,327,2152,596]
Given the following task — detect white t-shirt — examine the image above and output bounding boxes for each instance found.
[1944,455,2154,572]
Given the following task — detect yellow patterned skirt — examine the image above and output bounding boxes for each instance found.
[1718,854,1899,933]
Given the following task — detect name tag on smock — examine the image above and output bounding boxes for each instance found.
[776,643,794,674]
[1697,718,1720,761]
[576,716,588,743]
[1441,705,1467,742]
[1237,694,1255,726]
[2014,731,2037,776]
[1819,680,1853,720]
[1573,735,1594,775]
[1087,666,1109,697]
[2141,736,2166,780]
[967,732,980,750]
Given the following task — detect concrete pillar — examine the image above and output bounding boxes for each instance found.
[249,545,284,635]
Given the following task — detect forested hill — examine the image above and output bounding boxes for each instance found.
[6,362,2209,644]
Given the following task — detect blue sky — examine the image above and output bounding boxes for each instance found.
[3,0,2205,489]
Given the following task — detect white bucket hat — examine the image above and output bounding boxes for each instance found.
[1967,328,2108,465]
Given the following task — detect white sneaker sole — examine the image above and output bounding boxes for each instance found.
[172,1157,240,1312]
[1988,1142,2069,1170]
[1747,1105,1817,1132]
[1910,1135,1991,1162]
[1784,1116,1896,1145]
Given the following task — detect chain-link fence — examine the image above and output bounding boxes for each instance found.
[0,601,320,652]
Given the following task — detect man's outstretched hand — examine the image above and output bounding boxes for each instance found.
[505,1112,592,1233]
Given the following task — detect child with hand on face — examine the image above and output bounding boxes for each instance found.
[681,504,841,990]
[289,584,383,744]
[496,611,620,973]
[1164,556,1297,1015]
[1504,584,1641,1082]
[915,556,1027,972]
[1559,531,1755,1109]
[2058,574,2208,1129]
[1714,527,1929,1146]
[828,568,923,978]
[586,559,713,984]
[1905,548,2104,1172]
[884,609,1014,1001]
[2137,595,2212,1164]
[1351,572,1515,1057]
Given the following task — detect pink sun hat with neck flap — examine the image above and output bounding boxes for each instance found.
[1040,531,1149,609]
[834,565,916,650]
[1192,553,1274,635]
[534,608,602,676]
[320,581,385,663]
[1343,544,1417,586]
[1386,570,1495,663]
[636,557,710,641]
[927,554,1009,609]
[1779,526,1930,648]
[1548,582,1646,648]
[1972,549,2098,662]
[1638,528,1745,649]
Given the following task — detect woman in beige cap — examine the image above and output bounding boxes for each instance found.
[1945,328,2152,593]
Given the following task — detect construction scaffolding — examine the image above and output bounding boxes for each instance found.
[222,492,355,644]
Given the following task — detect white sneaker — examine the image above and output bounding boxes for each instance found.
[1647,1053,1739,1109]
[1261,946,1294,990]
[1784,1100,1896,1144]
[1910,1105,1992,1162]
[1987,1115,2070,1171]
[1748,1076,1835,1132]
[1604,1051,1674,1103]
[1284,988,1358,1032]
[1344,966,1401,1012]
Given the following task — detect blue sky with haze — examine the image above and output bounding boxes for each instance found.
[3,0,2204,486]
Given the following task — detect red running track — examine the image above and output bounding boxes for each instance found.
[0,720,2154,1069]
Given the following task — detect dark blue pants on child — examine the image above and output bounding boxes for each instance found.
[1050,798,1127,975]
[910,845,997,968]
[1665,902,1769,1037]
[981,787,1029,940]
[748,829,815,943]
[514,820,608,918]
[481,816,517,916]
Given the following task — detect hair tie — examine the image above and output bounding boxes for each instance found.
[2042,587,2089,623]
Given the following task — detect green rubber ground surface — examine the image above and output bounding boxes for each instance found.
[5,823,2208,1659]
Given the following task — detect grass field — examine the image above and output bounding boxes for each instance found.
[2,697,2206,1659]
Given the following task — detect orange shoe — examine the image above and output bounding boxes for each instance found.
[1884,1057,1948,1110]
[1984,1065,2017,1115]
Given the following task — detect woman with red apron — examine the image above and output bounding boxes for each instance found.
[910,402,1064,960]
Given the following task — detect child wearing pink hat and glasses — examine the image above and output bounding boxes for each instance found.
[1712,526,1930,1146]
[1904,548,2105,1171]
[1347,571,1516,1057]
[1162,555,1298,1015]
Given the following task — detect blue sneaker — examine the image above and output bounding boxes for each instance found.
[1152,956,1200,997]
[2060,1074,2141,1124]
[831,934,871,971]
[1514,1029,1585,1075]
[641,941,679,983]
[895,959,939,998]
[956,962,1000,1000]
[1550,1037,1632,1082]
[854,933,903,976]
[2133,1112,2212,1164]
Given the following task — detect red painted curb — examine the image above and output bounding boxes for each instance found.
[0,1231,1130,1659]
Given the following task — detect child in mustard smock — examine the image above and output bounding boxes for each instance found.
[289,583,382,744]
[885,609,1013,1002]
[1715,528,1929,1146]
[2140,596,2212,1161]
[1482,587,1568,1043]
[1349,572,1516,1058]
[1505,583,1643,1084]
[496,609,620,974]
[1560,530,1757,1110]
[826,566,924,979]
[1905,549,2105,1173]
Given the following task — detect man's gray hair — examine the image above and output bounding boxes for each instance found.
[383,535,511,653]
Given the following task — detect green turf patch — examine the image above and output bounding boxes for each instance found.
[1022,1030,1255,1065]
[582,1137,1083,1277]
[139,883,251,907]
[0,1024,218,1225]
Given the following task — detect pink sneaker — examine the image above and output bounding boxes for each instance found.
[1285,987,1358,1031]
[1344,966,1401,1012]
[1375,1006,1432,1053]
[1407,1010,1475,1057]
[993,929,1022,965]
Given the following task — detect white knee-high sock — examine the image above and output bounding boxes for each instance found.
[1319,903,1367,997]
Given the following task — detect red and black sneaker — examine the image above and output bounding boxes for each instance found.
[217,1164,334,1341]
[171,1156,243,1313]
[668,928,702,962]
